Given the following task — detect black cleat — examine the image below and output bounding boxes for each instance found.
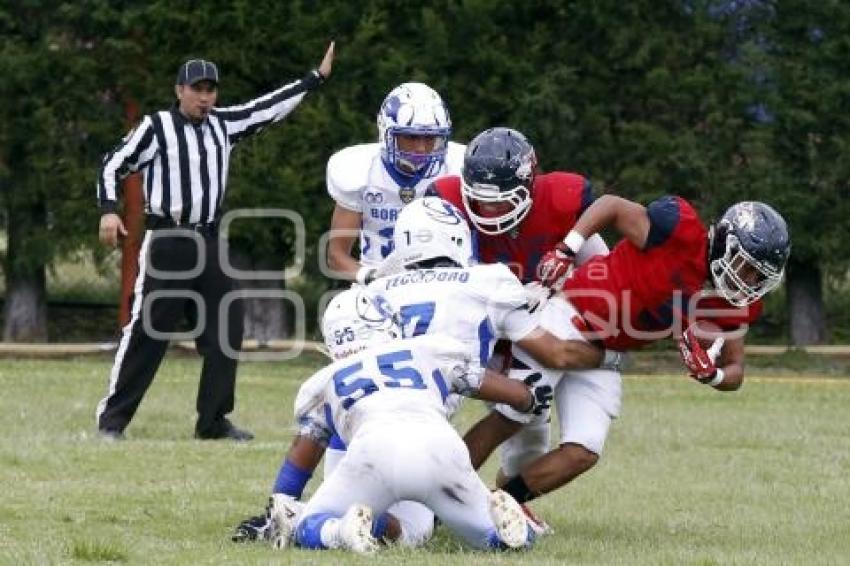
[232,499,273,543]
[196,419,254,442]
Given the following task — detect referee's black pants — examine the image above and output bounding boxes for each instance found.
[96,226,244,437]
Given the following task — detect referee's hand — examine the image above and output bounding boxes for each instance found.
[99,213,127,247]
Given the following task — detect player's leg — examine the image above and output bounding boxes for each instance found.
[502,368,621,501]
[294,430,393,553]
[420,426,533,550]
[232,434,324,543]
[496,417,553,535]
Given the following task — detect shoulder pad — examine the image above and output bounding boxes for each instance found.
[326,143,382,207]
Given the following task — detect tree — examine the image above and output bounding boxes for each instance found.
[0,2,126,341]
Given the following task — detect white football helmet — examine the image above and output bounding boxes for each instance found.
[378,197,474,275]
[321,288,401,360]
[377,82,452,178]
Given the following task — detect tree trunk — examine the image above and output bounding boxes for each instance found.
[2,190,49,342]
[2,265,48,342]
[786,257,827,346]
[230,252,289,345]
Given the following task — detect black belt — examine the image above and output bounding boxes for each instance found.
[145,215,218,237]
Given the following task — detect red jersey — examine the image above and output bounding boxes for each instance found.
[563,196,761,350]
[432,172,593,282]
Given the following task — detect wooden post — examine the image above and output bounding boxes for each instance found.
[118,98,144,328]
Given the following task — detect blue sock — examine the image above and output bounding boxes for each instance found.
[272,458,312,498]
[486,528,507,550]
[295,512,337,549]
[372,512,390,539]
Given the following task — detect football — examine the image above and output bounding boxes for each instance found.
[686,319,725,350]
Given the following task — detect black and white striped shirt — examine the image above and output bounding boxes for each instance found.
[97,70,322,225]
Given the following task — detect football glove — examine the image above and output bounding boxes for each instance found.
[522,372,553,416]
[677,326,724,383]
[523,281,552,314]
[537,241,576,288]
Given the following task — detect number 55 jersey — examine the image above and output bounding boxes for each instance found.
[295,334,487,444]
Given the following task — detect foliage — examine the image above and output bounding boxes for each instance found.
[1,1,849,339]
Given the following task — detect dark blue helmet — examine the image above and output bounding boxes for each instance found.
[709,201,791,306]
[460,127,537,235]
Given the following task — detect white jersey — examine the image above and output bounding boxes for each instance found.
[366,263,537,366]
[326,142,466,267]
[295,335,483,445]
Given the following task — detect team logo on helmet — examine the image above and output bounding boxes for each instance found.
[421,198,463,225]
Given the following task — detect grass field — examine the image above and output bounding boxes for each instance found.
[1,354,848,565]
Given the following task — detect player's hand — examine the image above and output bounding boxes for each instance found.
[99,213,127,247]
[677,326,721,383]
[537,241,576,288]
[522,372,553,416]
[317,41,335,79]
[523,281,552,314]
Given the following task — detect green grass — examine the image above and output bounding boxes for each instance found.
[0,355,848,565]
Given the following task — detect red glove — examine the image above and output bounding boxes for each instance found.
[676,326,718,383]
[537,242,576,288]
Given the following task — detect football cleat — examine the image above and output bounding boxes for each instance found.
[520,502,553,536]
[232,499,274,543]
[268,494,304,549]
[337,504,378,554]
[489,490,534,549]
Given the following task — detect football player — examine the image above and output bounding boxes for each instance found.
[325,82,465,286]
[466,195,791,510]
[277,287,539,553]
[428,127,616,531]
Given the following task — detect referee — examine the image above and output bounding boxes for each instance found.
[95,43,335,441]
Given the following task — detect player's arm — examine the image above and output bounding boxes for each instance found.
[712,335,745,391]
[571,194,651,249]
[515,326,603,369]
[454,365,546,415]
[538,194,646,285]
[327,203,372,283]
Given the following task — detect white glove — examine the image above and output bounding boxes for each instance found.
[524,281,553,314]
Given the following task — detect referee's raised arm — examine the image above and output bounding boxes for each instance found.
[216,41,335,145]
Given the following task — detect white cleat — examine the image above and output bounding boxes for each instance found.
[268,494,304,549]
[337,504,378,554]
[489,490,533,549]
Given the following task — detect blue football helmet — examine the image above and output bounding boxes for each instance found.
[708,201,791,306]
[460,127,537,235]
[377,83,452,178]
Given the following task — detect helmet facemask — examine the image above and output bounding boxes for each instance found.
[387,127,449,178]
[460,179,532,236]
[710,229,785,307]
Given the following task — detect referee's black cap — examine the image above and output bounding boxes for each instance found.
[176,59,220,86]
